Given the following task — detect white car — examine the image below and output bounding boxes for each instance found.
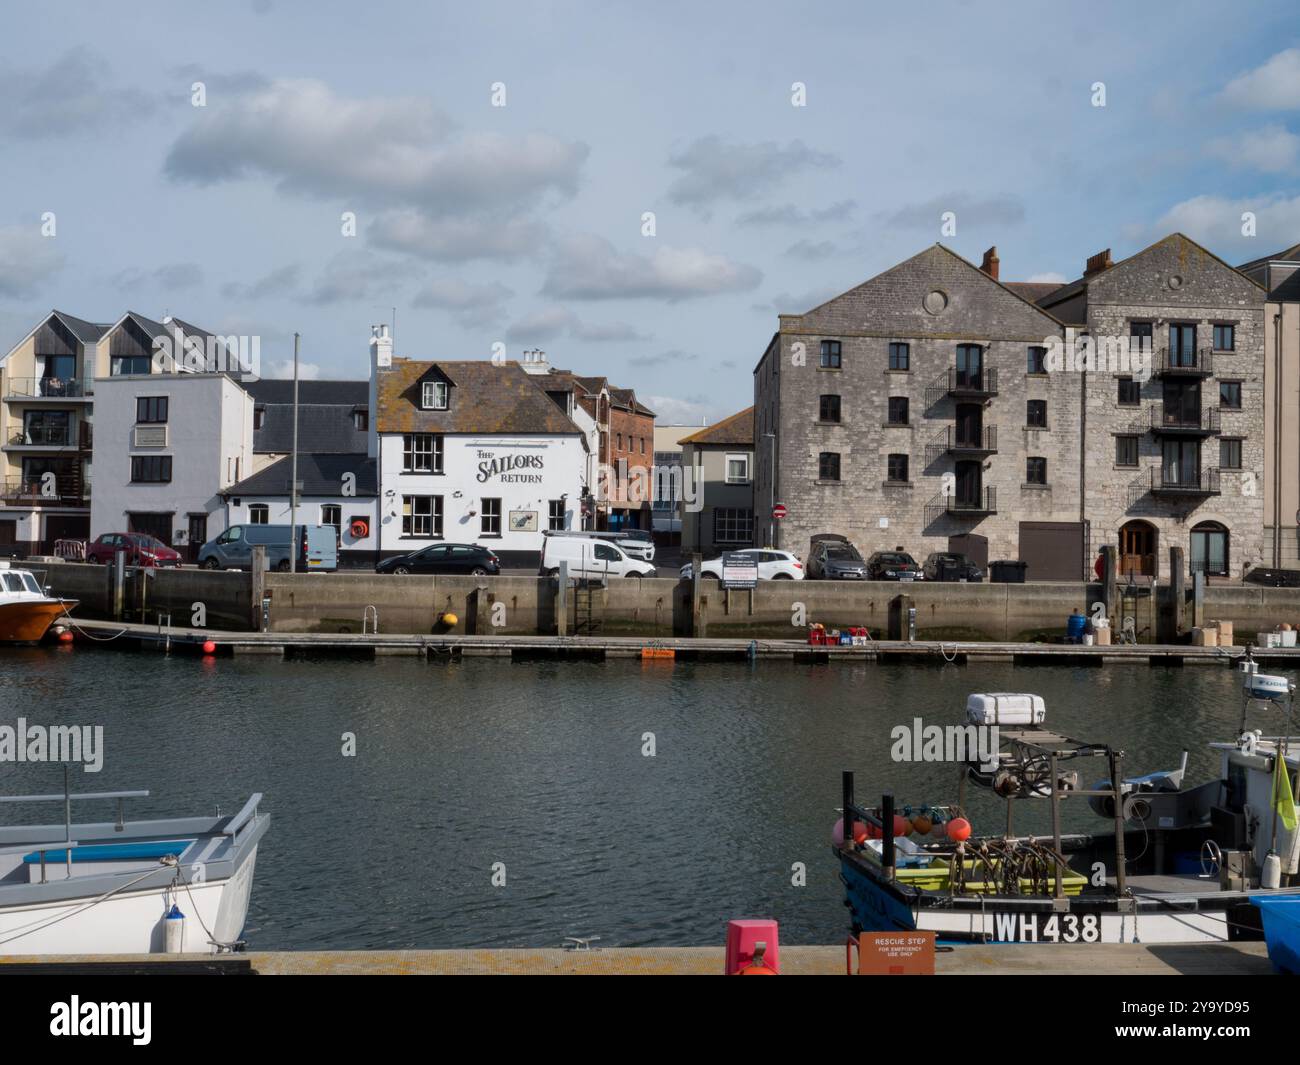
[679,549,805,581]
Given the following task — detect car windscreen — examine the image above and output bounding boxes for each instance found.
[878,554,914,565]
[826,548,859,560]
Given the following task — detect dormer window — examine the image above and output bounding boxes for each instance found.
[422,380,448,410]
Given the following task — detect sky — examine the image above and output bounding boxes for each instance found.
[1,0,1298,423]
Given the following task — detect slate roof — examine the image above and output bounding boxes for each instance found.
[243,379,368,405]
[1002,282,1064,303]
[376,358,584,435]
[1237,242,1300,272]
[222,453,377,498]
[678,407,753,447]
[50,310,112,343]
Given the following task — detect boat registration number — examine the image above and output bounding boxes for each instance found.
[991,912,1102,943]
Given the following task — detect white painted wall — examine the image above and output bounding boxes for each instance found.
[225,495,379,555]
[90,374,253,544]
[376,433,585,555]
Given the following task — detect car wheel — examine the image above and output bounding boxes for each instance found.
[393,565,411,575]
[773,573,794,580]
[200,558,220,570]
[703,572,720,581]
[276,560,291,573]
[470,566,488,576]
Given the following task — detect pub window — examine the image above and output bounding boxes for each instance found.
[421,380,448,410]
[548,499,566,531]
[888,342,910,371]
[820,340,842,369]
[1026,399,1047,428]
[1026,456,1048,485]
[819,394,841,422]
[1213,324,1235,351]
[481,497,502,536]
[402,433,443,473]
[1220,438,1242,470]
[1118,377,1141,406]
[1027,346,1048,375]
[248,503,269,524]
[1116,435,1139,467]
[401,495,443,538]
[886,453,909,483]
[136,396,168,424]
[1219,381,1242,409]
[320,504,342,530]
[818,452,841,481]
[887,397,909,425]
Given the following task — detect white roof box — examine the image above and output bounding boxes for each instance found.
[966,693,1045,726]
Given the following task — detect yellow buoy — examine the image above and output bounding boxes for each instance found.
[440,612,458,626]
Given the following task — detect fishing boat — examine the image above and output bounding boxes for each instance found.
[0,780,268,954]
[836,659,1300,945]
[0,560,75,643]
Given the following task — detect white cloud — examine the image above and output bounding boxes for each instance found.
[541,234,761,301]
[0,226,65,298]
[667,136,839,207]
[1221,48,1300,109]
[413,279,513,329]
[264,359,322,381]
[736,200,856,227]
[1025,272,1067,284]
[1134,193,1300,258]
[114,262,204,290]
[165,79,588,216]
[370,210,547,262]
[0,48,156,139]
[750,286,842,315]
[504,305,648,344]
[1206,124,1300,172]
[222,264,302,301]
[640,393,726,425]
[303,250,411,305]
[878,192,1025,230]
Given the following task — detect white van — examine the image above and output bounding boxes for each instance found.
[542,529,655,562]
[539,535,656,579]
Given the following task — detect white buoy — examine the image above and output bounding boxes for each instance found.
[164,903,186,953]
[1263,852,1282,890]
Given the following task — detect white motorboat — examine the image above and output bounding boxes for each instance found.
[0,782,268,954]
[0,560,75,644]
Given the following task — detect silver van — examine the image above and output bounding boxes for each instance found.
[198,524,339,572]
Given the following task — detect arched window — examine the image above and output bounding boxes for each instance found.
[1190,522,1228,577]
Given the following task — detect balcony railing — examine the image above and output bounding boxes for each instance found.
[1149,406,1220,435]
[7,426,74,447]
[1156,348,1213,377]
[946,487,997,515]
[1150,466,1220,496]
[1,376,92,399]
[0,479,87,506]
[925,425,998,466]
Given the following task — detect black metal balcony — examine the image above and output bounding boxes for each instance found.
[944,367,998,398]
[1149,406,1220,436]
[945,487,997,515]
[1156,347,1213,377]
[0,478,87,506]
[1150,466,1220,496]
[925,425,998,465]
[6,426,74,447]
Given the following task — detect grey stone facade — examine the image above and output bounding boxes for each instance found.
[755,235,1268,582]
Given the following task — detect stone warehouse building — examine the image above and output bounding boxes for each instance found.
[1040,234,1266,581]
[753,243,1085,578]
[755,234,1269,580]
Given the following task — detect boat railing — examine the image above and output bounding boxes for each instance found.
[0,783,150,882]
[219,793,263,846]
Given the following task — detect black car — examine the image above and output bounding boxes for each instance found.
[376,543,501,575]
[922,551,984,582]
[865,551,924,581]
[807,538,868,579]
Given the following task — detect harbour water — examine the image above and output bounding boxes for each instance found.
[0,647,1287,950]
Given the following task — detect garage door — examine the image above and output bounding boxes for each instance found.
[1019,522,1084,581]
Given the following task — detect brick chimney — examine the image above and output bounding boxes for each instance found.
[1084,249,1113,277]
[979,246,1000,281]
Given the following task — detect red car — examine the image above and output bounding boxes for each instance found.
[86,533,182,568]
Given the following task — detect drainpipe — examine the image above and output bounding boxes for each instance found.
[1275,310,1284,567]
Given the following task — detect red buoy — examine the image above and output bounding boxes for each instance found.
[946,817,972,842]
[58,631,73,643]
[202,640,217,655]
[893,815,911,837]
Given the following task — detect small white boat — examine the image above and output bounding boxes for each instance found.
[0,560,76,644]
[0,783,268,954]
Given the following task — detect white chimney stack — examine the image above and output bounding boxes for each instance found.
[367,324,392,460]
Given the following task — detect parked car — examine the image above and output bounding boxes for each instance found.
[542,529,655,562]
[540,533,655,579]
[376,543,501,575]
[807,538,867,580]
[865,551,924,581]
[1244,566,1300,588]
[197,523,338,572]
[922,551,984,582]
[86,532,182,568]
[679,549,804,581]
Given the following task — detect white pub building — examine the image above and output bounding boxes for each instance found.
[369,326,588,565]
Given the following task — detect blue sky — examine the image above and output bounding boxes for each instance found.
[1,0,1298,421]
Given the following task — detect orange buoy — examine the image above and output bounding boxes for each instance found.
[912,814,933,835]
[946,817,972,842]
[893,815,911,837]
[851,822,868,845]
[202,640,217,655]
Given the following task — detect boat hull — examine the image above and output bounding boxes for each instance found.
[0,599,74,644]
[0,848,257,954]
